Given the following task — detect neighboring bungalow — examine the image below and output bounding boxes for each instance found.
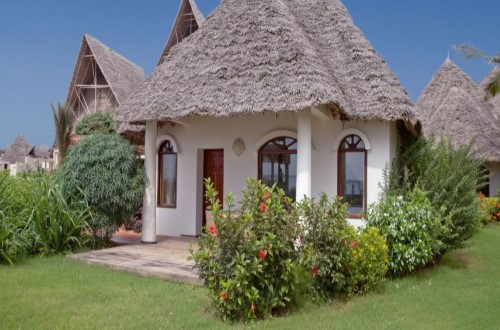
[118,0,416,241]
[65,34,145,144]
[0,135,55,176]
[417,59,500,197]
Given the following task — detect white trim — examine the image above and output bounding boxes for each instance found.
[333,128,371,151]
[157,134,180,153]
[254,130,315,151]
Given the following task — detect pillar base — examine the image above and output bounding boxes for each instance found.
[141,240,157,244]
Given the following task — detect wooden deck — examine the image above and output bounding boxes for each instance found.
[69,231,201,285]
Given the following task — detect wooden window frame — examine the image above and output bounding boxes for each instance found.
[158,140,177,209]
[337,135,367,218]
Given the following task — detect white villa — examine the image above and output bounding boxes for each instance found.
[117,0,416,242]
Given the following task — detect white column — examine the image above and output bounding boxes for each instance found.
[142,120,157,243]
[296,109,312,201]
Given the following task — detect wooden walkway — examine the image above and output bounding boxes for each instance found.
[69,232,201,285]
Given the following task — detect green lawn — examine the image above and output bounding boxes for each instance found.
[1,225,500,329]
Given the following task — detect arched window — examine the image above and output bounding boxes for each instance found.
[258,137,297,199]
[158,140,177,208]
[338,134,367,217]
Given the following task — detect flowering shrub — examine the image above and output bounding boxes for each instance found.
[478,196,500,225]
[345,227,389,294]
[298,194,353,300]
[191,178,300,322]
[366,187,446,276]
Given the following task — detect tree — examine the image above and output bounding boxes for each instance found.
[455,44,500,100]
[51,103,74,165]
[60,133,145,241]
[75,111,116,135]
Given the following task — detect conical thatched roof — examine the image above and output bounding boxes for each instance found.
[1,135,35,164]
[480,68,500,121]
[417,59,500,162]
[118,0,415,125]
[157,0,205,66]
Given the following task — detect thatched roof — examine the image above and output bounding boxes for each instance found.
[0,135,35,164]
[417,59,500,162]
[66,34,145,136]
[480,68,500,121]
[157,0,205,66]
[118,0,415,126]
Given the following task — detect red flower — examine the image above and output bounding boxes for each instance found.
[351,240,358,248]
[209,223,217,236]
[263,191,271,200]
[250,302,255,314]
[311,266,318,276]
[497,212,500,218]
[220,290,228,301]
[259,250,267,260]
[260,203,266,212]
[300,235,304,242]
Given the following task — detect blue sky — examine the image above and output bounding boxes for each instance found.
[0,0,498,148]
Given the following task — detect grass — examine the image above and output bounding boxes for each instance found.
[1,225,499,329]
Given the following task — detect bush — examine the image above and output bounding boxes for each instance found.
[479,196,500,225]
[0,172,94,263]
[366,187,446,276]
[191,178,300,322]
[345,227,389,294]
[75,111,115,135]
[60,134,145,241]
[298,194,353,300]
[385,138,485,253]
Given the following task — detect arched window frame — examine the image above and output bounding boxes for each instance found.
[337,134,367,218]
[158,139,178,208]
[258,136,297,199]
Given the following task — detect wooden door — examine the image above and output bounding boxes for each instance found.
[203,149,224,226]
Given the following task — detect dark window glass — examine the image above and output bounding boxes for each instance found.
[259,137,297,199]
[338,135,366,216]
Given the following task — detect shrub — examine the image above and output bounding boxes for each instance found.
[27,176,94,255]
[298,194,353,300]
[345,227,389,294]
[60,134,145,241]
[191,178,300,322]
[366,187,446,276]
[479,196,500,225]
[75,111,115,135]
[386,137,485,253]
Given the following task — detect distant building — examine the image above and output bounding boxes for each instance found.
[0,135,55,176]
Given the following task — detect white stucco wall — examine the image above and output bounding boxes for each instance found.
[487,161,500,197]
[154,112,397,236]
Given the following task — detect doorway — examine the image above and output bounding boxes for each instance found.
[203,149,224,226]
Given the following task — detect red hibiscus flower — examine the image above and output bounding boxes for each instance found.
[311,266,318,276]
[300,235,304,242]
[351,240,358,248]
[220,290,228,301]
[263,191,271,200]
[209,223,217,236]
[250,303,255,314]
[259,250,267,260]
[260,203,266,212]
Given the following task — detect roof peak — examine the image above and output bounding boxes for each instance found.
[84,34,144,72]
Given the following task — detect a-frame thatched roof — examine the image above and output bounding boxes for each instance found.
[66,34,145,137]
[1,135,35,164]
[417,59,500,162]
[480,68,500,121]
[157,0,205,66]
[118,0,415,126]
[66,34,145,109]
